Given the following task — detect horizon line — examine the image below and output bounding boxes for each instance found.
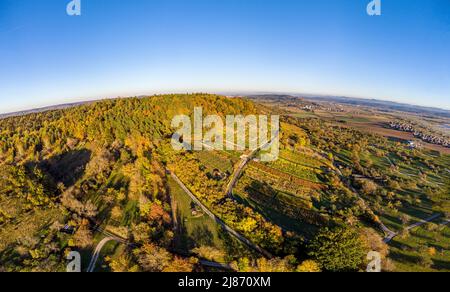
[1,90,450,116]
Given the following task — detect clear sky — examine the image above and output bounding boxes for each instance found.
[0,0,449,113]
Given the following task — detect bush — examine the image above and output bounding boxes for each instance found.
[297,260,321,272]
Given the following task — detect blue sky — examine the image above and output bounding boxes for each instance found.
[0,0,449,113]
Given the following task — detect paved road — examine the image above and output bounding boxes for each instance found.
[380,226,397,243]
[86,226,135,273]
[89,238,234,272]
[225,131,280,198]
[226,155,253,197]
[329,158,397,240]
[383,213,443,243]
[170,171,273,258]
[86,237,116,273]
[406,214,442,231]
[89,228,232,272]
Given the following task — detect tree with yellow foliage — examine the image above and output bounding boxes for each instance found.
[296,260,321,272]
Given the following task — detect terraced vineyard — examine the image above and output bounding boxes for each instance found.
[194,151,237,175]
[234,149,332,237]
[170,150,285,253]
[267,158,323,183]
[245,162,324,197]
[279,149,331,169]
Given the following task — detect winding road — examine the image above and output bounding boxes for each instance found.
[88,226,233,272]
[86,237,116,273]
[87,145,278,273]
[329,157,397,240]
[226,155,253,198]
[86,226,131,272]
[332,155,445,243]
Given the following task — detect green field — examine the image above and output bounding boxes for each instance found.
[267,158,323,183]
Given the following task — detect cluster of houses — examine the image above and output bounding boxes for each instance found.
[300,105,316,111]
[323,105,345,113]
[389,122,450,148]
[285,102,319,112]
[289,102,345,113]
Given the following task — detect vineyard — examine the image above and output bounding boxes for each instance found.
[244,164,316,199]
[194,151,236,175]
[267,158,323,183]
[279,149,330,169]
[235,174,326,235]
[236,175,314,210]
[169,153,285,253]
[233,148,331,234]
[247,162,325,192]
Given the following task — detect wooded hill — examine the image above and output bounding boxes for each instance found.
[0,94,448,272]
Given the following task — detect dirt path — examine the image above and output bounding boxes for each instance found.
[383,213,443,243]
[328,156,397,239]
[225,131,279,198]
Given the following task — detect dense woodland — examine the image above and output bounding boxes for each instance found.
[0,94,448,272]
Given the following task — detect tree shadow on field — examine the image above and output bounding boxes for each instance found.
[432,259,450,271]
[389,251,421,266]
[388,240,414,251]
[39,149,92,188]
[382,213,402,226]
[0,244,23,270]
[190,225,214,247]
[218,227,258,261]
[172,209,192,252]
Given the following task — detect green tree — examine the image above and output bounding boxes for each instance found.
[307,226,367,272]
